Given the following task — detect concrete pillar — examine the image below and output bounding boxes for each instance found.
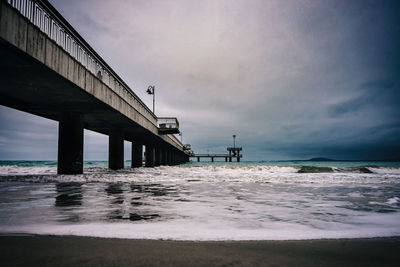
[57,113,83,174]
[131,141,143,168]
[225,157,228,162]
[162,149,168,165]
[155,147,161,166]
[109,129,124,170]
[229,151,232,162]
[197,156,200,162]
[145,144,155,167]
[211,157,214,162]
[237,155,240,162]
[165,150,169,165]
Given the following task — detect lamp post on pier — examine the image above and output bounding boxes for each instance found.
[232,134,236,148]
[146,85,155,114]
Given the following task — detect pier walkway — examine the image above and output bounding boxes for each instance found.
[0,0,189,174]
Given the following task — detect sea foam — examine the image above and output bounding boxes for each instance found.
[1,163,400,240]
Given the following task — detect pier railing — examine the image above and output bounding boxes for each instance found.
[157,117,180,134]
[6,0,157,120]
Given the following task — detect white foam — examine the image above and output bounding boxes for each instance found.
[368,167,400,174]
[1,212,400,240]
[1,164,400,240]
[386,197,399,205]
[0,165,56,175]
[1,165,400,186]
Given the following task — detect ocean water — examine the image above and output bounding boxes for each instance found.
[0,160,399,240]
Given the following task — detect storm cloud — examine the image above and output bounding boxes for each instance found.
[1,0,399,160]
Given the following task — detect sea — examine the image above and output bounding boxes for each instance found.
[0,160,399,241]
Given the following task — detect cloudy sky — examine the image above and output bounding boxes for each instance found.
[1,0,399,161]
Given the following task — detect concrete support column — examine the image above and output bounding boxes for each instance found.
[225,157,228,162]
[57,113,84,174]
[109,129,124,170]
[229,151,232,162]
[237,155,240,162]
[162,149,168,165]
[173,152,177,165]
[211,157,214,162]
[131,141,143,168]
[145,144,155,167]
[165,150,170,165]
[155,147,161,166]
[197,156,200,162]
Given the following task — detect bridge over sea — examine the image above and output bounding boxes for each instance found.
[0,0,189,174]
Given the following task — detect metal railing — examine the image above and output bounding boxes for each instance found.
[6,0,156,120]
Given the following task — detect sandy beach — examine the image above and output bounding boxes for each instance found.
[1,235,399,266]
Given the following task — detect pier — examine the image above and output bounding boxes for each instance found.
[0,0,190,174]
[191,147,243,162]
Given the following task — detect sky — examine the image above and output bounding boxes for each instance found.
[1,0,399,161]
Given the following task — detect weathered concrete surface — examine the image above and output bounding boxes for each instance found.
[57,113,84,174]
[131,141,143,168]
[108,129,124,170]
[145,145,155,167]
[0,2,185,156]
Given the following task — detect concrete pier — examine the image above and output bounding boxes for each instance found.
[155,147,161,166]
[0,0,189,174]
[109,129,124,170]
[162,149,168,165]
[145,144,155,167]
[168,151,172,165]
[57,113,84,174]
[131,141,143,168]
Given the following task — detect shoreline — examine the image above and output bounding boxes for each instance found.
[1,235,399,266]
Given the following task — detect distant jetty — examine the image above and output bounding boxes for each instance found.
[190,147,243,162]
[307,157,336,161]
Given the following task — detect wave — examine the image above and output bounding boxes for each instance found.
[1,164,400,185]
[2,212,400,241]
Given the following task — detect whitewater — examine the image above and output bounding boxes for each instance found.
[0,161,400,240]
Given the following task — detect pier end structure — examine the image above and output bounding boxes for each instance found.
[191,147,243,162]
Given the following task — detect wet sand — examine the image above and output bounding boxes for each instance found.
[1,235,399,266]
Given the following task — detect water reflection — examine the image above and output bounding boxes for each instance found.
[130,183,178,197]
[102,183,181,222]
[55,183,83,222]
[108,211,160,221]
[55,183,82,207]
[50,182,183,222]
[105,183,124,204]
